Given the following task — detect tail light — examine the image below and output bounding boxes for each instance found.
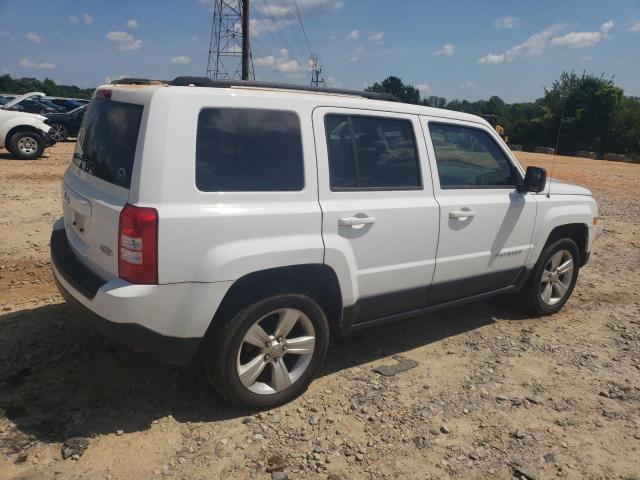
[118,204,158,284]
[95,89,112,99]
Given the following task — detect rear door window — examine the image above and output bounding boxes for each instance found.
[325,114,421,190]
[196,108,304,192]
[73,99,143,189]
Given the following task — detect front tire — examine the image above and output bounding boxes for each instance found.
[521,238,580,315]
[203,293,329,409]
[8,131,45,160]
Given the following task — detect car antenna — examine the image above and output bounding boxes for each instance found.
[547,91,567,198]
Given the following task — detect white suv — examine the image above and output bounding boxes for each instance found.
[51,77,598,408]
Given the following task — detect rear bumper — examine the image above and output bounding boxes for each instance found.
[53,275,200,365]
[50,228,231,365]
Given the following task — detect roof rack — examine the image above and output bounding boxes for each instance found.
[111,76,398,102]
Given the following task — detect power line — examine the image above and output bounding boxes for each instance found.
[290,0,312,53]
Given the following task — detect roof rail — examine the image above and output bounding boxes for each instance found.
[111,78,169,85]
[112,76,397,101]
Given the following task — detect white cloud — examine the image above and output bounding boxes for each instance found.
[368,31,384,44]
[106,30,143,51]
[171,55,191,64]
[257,4,289,17]
[494,16,518,29]
[250,17,293,38]
[254,49,306,76]
[119,39,143,51]
[0,31,15,42]
[106,31,133,42]
[630,21,640,32]
[190,35,199,42]
[354,45,365,53]
[551,20,613,48]
[582,55,593,62]
[25,32,42,43]
[69,13,94,25]
[350,56,358,62]
[19,58,55,69]
[461,80,477,89]
[478,23,563,64]
[435,43,455,56]
[416,84,430,94]
[126,19,139,29]
[346,30,359,40]
[329,35,337,40]
[293,0,343,14]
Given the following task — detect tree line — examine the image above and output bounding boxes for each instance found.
[2,72,638,161]
[0,74,94,100]
[367,72,640,162]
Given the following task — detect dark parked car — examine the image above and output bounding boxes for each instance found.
[0,95,15,105]
[44,105,86,141]
[47,98,85,112]
[5,98,64,114]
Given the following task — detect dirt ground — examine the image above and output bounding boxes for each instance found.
[0,143,639,480]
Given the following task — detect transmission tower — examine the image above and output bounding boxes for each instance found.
[206,0,254,80]
[310,54,325,87]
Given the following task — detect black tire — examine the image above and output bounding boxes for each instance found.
[203,293,330,409]
[48,123,69,142]
[521,238,580,315]
[8,131,45,160]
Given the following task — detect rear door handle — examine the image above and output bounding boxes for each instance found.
[338,216,376,228]
[449,209,476,219]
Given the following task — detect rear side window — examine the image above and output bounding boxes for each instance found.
[429,123,516,189]
[196,108,304,192]
[73,99,143,189]
[325,114,421,190]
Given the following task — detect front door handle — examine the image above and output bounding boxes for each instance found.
[449,209,477,219]
[338,216,376,228]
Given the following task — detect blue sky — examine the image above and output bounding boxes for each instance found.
[1,0,639,102]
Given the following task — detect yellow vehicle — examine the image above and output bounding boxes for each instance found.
[481,115,508,144]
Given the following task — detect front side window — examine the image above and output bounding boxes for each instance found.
[196,108,304,192]
[325,114,421,190]
[429,123,517,189]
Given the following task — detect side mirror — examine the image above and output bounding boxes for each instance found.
[521,166,547,193]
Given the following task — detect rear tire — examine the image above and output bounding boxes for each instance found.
[8,131,45,160]
[202,293,329,409]
[521,238,580,315]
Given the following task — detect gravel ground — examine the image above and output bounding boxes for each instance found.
[0,143,639,480]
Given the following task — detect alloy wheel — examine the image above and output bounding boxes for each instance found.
[236,308,316,395]
[49,124,68,142]
[540,249,574,306]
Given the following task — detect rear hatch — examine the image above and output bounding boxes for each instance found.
[62,96,144,280]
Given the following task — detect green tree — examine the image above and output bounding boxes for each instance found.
[366,76,421,104]
[539,72,623,155]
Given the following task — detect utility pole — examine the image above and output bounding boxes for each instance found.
[310,54,325,87]
[207,0,253,80]
[241,0,249,80]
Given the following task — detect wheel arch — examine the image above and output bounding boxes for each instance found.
[545,223,589,266]
[204,264,344,340]
[5,124,45,147]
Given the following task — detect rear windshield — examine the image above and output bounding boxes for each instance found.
[73,99,143,189]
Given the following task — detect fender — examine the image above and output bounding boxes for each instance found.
[0,113,50,147]
[526,196,596,268]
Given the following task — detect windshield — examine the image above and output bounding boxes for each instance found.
[73,99,143,189]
